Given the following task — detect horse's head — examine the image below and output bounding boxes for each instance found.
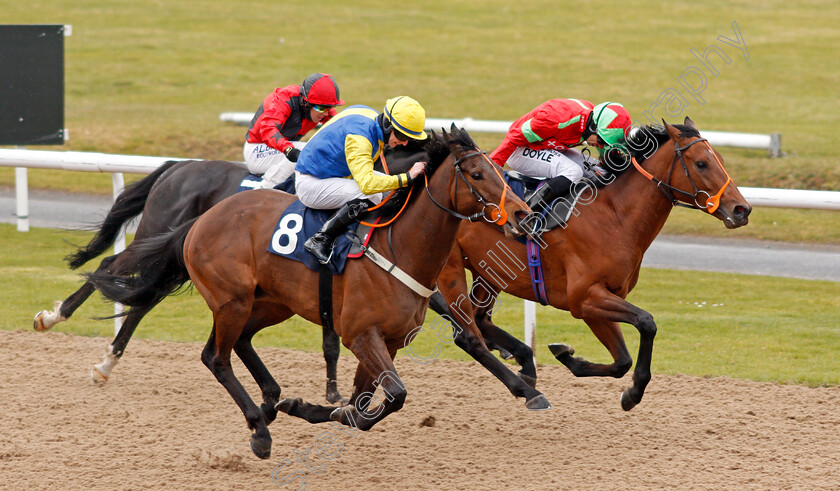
[657,117,752,228]
[425,125,532,238]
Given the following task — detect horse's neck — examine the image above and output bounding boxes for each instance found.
[383,162,462,289]
[595,146,677,252]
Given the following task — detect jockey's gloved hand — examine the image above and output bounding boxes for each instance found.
[601,147,629,172]
[378,188,410,217]
[284,147,301,162]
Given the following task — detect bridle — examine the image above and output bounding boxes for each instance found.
[425,150,510,225]
[631,137,732,214]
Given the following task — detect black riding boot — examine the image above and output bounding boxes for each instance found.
[304,199,373,264]
[527,176,574,213]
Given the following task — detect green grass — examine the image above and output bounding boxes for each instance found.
[1,0,838,242]
[1,0,838,186]
[1,1,838,384]
[4,224,838,386]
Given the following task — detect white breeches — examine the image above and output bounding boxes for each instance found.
[295,171,385,210]
[505,146,597,183]
[243,141,307,187]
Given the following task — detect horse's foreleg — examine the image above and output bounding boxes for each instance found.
[279,363,373,426]
[276,360,352,424]
[331,332,406,431]
[569,288,656,411]
[549,318,633,378]
[453,328,550,410]
[322,325,344,404]
[476,313,538,388]
[471,285,537,387]
[347,362,375,411]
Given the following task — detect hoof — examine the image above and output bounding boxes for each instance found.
[497,347,514,360]
[326,390,347,405]
[330,406,362,427]
[275,397,302,415]
[33,312,47,331]
[518,371,537,389]
[261,403,278,425]
[524,394,551,411]
[33,301,64,331]
[90,367,109,384]
[250,434,272,460]
[548,343,574,360]
[620,389,639,411]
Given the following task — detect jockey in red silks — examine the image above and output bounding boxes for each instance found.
[490,99,632,210]
[244,73,345,188]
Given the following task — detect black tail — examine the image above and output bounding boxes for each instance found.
[65,160,183,270]
[85,217,198,311]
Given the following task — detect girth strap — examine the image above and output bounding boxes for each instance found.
[318,265,335,333]
[359,245,437,298]
[526,239,549,305]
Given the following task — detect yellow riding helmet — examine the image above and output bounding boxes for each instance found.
[383,96,427,140]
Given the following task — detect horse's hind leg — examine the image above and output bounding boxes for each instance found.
[202,302,274,459]
[233,305,294,425]
[90,304,152,383]
[34,255,119,331]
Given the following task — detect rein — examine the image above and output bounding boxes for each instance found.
[631,138,732,214]
[359,152,412,228]
[424,150,510,225]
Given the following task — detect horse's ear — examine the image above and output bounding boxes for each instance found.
[663,119,682,142]
[684,116,698,130]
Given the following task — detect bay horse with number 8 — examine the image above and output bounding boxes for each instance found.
[86,127,540,459]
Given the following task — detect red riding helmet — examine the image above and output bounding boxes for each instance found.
[300,73,345,106]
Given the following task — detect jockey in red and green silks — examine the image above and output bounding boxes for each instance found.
[489,99,632,211]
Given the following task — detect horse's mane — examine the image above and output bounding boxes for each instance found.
[379,126,477,213]
[601,123,701,179]
[422,126,478,178]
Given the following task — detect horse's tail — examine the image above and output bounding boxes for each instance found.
[65,160,183,270]
[85,217,197,312]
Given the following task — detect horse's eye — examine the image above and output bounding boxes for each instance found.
[695,160,707,169]
[471,172,483,180]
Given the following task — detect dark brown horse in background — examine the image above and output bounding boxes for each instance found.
[86,128,541,459]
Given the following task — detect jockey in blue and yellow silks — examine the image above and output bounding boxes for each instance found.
[296,96,428,264]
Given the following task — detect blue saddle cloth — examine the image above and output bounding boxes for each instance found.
[503,171,528,201]
[237,174,297,194]
[267,200,359,274]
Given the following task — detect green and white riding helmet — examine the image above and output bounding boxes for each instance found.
[590,102,632,148]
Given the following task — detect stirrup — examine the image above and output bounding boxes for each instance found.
[304,235,335,264]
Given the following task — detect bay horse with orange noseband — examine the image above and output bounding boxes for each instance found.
[428,117,751,410]
[86,127,539,459]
